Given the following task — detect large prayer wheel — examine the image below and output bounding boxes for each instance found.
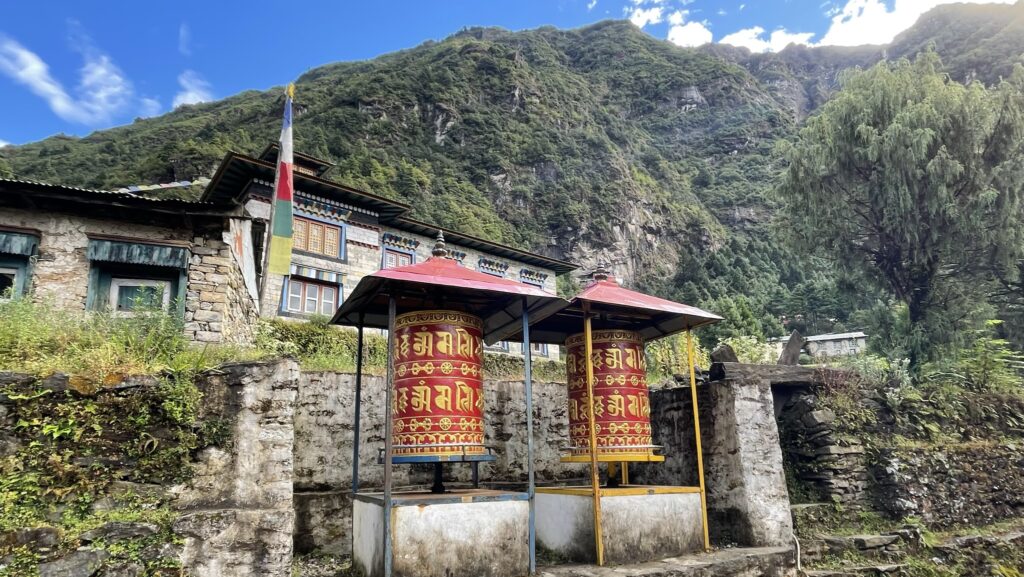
[392,310,486,458]
[564,329,655,461]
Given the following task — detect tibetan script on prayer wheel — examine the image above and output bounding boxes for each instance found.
[564,330,655,461]
[392,310,486,457]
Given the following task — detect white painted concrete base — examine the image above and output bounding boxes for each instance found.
[352,490,529,577]
[535,488,704,565]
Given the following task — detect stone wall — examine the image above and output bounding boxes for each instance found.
[0,207,193,311]
[174,360,299,577]
[185,232,259,344]
[872,443,1024,528]
[775,390,869,504]
[0,207,256,345]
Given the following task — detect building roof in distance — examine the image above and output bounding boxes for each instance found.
[804,332,867,342]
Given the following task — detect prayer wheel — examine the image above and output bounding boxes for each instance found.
[392,310,486,457]
[564,329,654,460]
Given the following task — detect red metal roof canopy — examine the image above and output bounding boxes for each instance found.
[494,267,722,344]
[331,233,567,344]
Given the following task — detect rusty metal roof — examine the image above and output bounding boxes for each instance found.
[494,268,722,344]
[331,235,567,344]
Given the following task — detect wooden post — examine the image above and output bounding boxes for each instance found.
[583,305,605,565]
[687,330,710,552]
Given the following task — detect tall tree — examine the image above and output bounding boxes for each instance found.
[778,53,1024,366]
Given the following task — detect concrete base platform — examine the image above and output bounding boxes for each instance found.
[538,545,797,577]
[353,489,529,577]
[536,486,705,565]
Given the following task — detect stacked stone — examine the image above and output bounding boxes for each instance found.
[185,234,258,344]
[778,392,868,504]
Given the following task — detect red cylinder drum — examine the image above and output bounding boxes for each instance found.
[392,310,486,457]
[564,329,654,461]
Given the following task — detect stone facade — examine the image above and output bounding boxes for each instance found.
[0,207,259,345]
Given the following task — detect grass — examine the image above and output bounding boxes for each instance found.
[0,297,263,383]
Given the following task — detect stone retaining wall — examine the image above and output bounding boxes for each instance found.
[872,443,1024,528]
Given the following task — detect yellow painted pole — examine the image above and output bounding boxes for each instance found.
[621,462,629,486]
[687,330,711,552]
[583,308,605,566]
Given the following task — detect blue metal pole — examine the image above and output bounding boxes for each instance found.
[523,298,536,575]
[383,297,396,577]
[352,321,364,494]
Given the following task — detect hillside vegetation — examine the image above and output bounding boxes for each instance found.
[3,3,1024,348]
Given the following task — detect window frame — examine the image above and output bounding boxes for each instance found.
[381,247,415,270]
[281,277,341,316]
[109,277,173,314]
[530,341,549,356]
[292,214,346,262]
[0,266,17,300]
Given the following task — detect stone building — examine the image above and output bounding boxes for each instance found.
[0,145,574,357]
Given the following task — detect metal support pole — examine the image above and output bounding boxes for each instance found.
[583,306,605,566]
[383,297,397,577]
[621,462,629,486]
[687,330,710,552]
[431,463,445,494]
[472,462,480,489]
[522,299,537,575]
[352,321,365,494]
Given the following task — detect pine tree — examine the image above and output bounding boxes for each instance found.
[778,53,1024,366]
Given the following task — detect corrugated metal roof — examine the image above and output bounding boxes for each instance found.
[0,177,219,205]
[805,332,867,342]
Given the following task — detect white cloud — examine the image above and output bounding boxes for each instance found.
[719,26,816,52]
[818,0,1016,46]
[0,33,133,125]
[717,8,728,16]
[139,97,162,117]
[178,22,191,56]
[668,20,713,47]
[739,4,746,10]
[629,6,664,28]
[172,70,213,108]
[587,0,597,10]
[668,10,686,25]
[0,139,9,147]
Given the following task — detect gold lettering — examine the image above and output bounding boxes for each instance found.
[413,331,434,356]
[591,350,604,370]
[435,331,454,355]
[397,389,409,414]
[640,394,650,417]
[625,347,640,369]
[607,392,625,417]
[592,396,605,418]
[568,398,579,421]
[434,384,452,411]
[627,395,640,417]
[605,347,623,369]
[398,334,410,359]
[412,381,432,412]
[455,381,474,412]
[455,328,474,358]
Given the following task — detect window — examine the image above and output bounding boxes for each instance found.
[293,216,343,259]
[530,341,549,356]
[109,278,172,313]
[0,267,16,299]
[285,278,339,315]
[383,249,413,269]
[487,341,511,353]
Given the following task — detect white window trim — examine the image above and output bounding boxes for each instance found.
[0,267,17,301]
[110,278,172,313]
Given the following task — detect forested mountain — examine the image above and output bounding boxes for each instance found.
[3,2,1023,342]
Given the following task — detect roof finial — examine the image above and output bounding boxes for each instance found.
[432,230,449,258]
[592,261,611,282]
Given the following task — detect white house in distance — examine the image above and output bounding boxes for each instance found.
[771,331,868,359]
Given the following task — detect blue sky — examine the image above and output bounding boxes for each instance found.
[0,0,1013,146]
